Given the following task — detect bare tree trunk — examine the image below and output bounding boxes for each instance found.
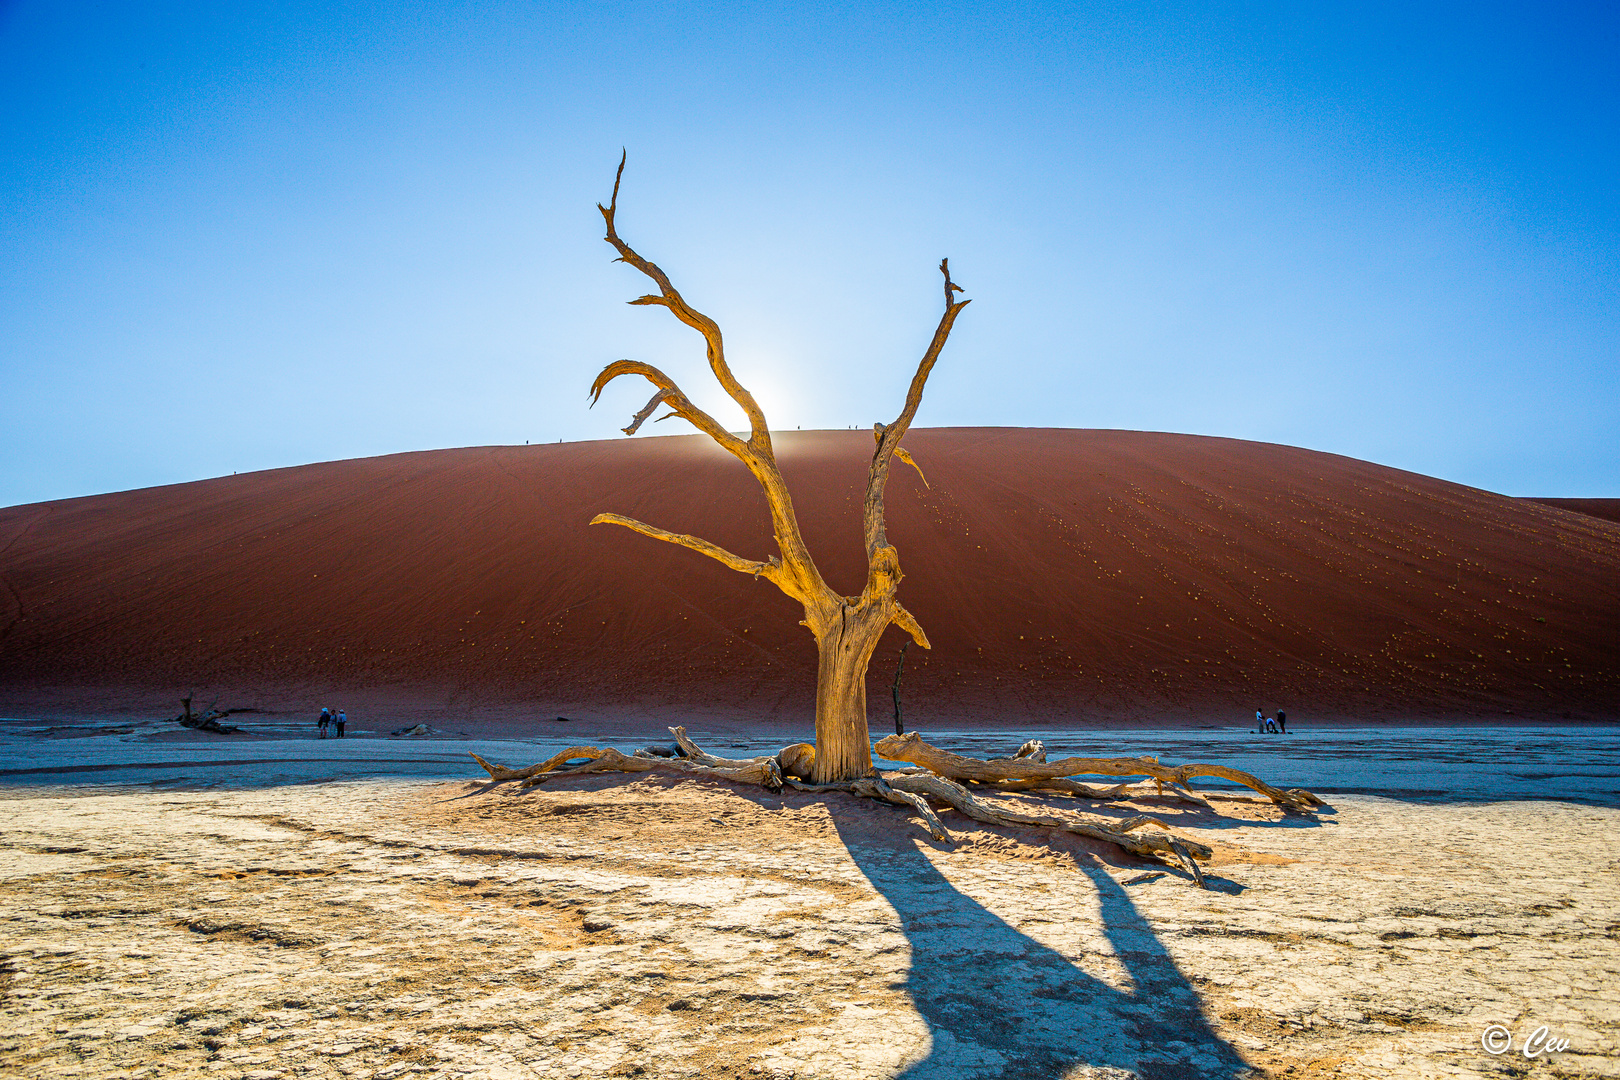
[810,613,887,783]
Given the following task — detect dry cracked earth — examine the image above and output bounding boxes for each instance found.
[0,775,1616,1080]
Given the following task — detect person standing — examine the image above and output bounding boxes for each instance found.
[318,707,331,738]
[1276,710,1287,734]
[1255,708,1265,734]
[336,710,347,738]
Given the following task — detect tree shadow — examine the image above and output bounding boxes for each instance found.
[831,812,1251,1080]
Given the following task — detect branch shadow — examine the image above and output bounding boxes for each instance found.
[831,811,1251,1080]
[1064,796,1336,833]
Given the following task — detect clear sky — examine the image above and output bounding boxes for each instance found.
[2,1,1616,508]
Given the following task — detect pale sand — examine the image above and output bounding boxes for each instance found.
[1,778,1615,1080]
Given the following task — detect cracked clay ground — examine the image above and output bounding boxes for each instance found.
[0,776,1616,1080]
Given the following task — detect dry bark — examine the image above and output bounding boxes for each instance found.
[875,732,1323,811]
[585,153,968,782]
[468,748,604,782]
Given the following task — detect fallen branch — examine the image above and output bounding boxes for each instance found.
[468,747,608,782]
[471,742,783,791]
[852,775,950,842]
[1168,838,1208,889]
[670,725,771,768]
[881,772,1213,864]
[978,777,1132,800]
[875,732,1322,810]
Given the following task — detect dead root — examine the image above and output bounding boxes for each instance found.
[468,728,1327,887]
[875,731,1324,812]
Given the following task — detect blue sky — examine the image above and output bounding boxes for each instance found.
[2,0,1616,506]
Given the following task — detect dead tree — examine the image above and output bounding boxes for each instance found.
[587,153,965,784]
[482,156,1327,883]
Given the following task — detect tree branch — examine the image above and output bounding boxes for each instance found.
[593,155,834,614]
[599,151,771,443]
[890,601,931,649]
[589,359,746,454]
[894,446,928,488]
[862,259,970,583]
[622,389,670,435]
[589,512,786,590]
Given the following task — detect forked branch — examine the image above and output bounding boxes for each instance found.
[589,359,746,454]
[862,259,971,580]
[599,151,770,442]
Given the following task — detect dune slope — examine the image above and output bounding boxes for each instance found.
[1,428,1615,725]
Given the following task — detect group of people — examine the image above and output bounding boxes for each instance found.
[318,707,348,738]
[1255,709,1288,734]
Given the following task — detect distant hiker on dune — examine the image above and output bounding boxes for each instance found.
[336,710,347,738]
[318,707,331,738]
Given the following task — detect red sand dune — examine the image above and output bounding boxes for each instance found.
[1526,498,1620,525]
[1,428,1616,728]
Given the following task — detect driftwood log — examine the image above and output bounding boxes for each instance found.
[469,727,1326,887]
[174,695,240,734]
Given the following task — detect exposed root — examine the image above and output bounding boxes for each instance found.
[669,725,771,768]
[1168,838,1208,889]
[881,772,1214,864]
[470,744,783,790]
[468,747,608,782]
[851,776,951,842]
[468,727,1325,883]
[875,732,1324,811]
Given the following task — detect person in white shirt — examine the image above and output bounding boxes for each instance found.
[336,710,347,738]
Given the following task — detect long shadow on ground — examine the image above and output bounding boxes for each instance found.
[832,814,1250,1080]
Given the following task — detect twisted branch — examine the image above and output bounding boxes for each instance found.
[881,772,1214,865]
[599,150,770,442]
